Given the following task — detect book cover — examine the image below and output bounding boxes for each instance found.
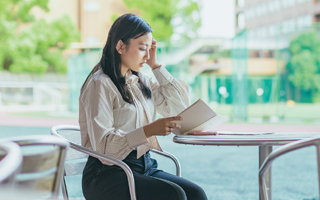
[172,99,228,135]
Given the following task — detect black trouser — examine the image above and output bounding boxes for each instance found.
[82,150,208,200]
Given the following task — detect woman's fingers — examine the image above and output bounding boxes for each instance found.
[166,116,183,122]
[168,122,181,129]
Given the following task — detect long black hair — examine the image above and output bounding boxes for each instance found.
[81,13,153,104]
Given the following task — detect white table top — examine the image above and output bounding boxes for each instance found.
[173,131,320,146]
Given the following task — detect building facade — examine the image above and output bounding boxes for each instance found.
[235,0,320,38]
[33,0,128,47]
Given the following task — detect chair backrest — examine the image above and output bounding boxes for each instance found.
[51,125,137,200]
[9,135,69,199]
[259,137,320,200]
[51,126,88,177]
[0,140,23,185]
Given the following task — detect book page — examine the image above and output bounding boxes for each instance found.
[189,114,228,132]
[172,99,228,135]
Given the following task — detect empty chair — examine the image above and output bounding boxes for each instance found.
[259,137,320,200]
[0,140,23,185]
[51,124,182,200]
[8,135,69,199]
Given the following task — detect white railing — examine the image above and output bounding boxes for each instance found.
[0,81,68,112]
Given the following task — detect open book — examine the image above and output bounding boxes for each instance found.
[172,99,228,135]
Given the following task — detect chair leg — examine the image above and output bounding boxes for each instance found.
[61,177,69,200]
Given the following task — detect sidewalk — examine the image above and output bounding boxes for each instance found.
[1,112,320,132]
[0,113,78,127]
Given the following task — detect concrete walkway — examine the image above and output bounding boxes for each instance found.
[1,113,319,132]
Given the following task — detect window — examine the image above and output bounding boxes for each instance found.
[248,30,255,38]
[85,36,100,45]
[274,0,281,11]
[316,14,320,23]
[255,5,261,17]
[288,0,295,7]
[288,19,295,32]
[296,14,313,29]
[84,1,100,12]
[268,1,275,13]
[268,24,276,37]
[237,12,246,29]
[297,0,311,3]
[238,0,245,7]
[282,0,288,8]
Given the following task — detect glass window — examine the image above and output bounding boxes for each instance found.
[274,0,281,11]
[261,26,267,38]
[304,14,313,27]
[263,2,268,15]
[288,0,295,7]
[288,18,295,32]
[268,24,276,37]
[268,1,274,13]
[248,30,255,38]
[84,1,100,12]
[282,0,288,8]
[245,9,250,20]
[85,36,100,45]
[255,5,261,17]
[237,12,246,29]
[296,16,304,28]
[250,7,255,19]
[296,14,313,28]
[260,3,267,16]
[281,21,287,34]
[238,0,245,7]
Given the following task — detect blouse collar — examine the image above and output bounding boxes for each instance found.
[125,70,139,85]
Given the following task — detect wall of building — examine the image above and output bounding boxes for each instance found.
[32,0,128,47]
[235,0,320,38]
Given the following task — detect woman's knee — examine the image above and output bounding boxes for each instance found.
[162,180,187,200]
[185,184,208,200]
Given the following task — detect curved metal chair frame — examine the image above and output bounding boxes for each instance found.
[10,135,69,200]
[0,140,23,185]
[259,137,320,200]
[51,125,181,200]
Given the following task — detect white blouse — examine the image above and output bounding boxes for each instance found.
[79,66,189,165]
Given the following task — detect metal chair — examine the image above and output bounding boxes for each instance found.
[8,135,69,200]
[51,124,182,200]
[259,137,320,200]
[0,140,23,185]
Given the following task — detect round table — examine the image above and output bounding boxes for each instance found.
[173,131,320,199]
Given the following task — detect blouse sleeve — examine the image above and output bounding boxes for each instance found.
[79,78,149,164]
[150,66,190,117]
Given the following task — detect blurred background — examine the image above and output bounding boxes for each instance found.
[1,0,320,199]
[1,0,319,124]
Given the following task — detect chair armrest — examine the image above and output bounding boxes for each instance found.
[150,149,181,177]
[51,125,137,200]
[0,140,23,184]
[259,137,320,200]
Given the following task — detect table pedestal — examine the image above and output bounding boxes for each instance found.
[259,146,272,200]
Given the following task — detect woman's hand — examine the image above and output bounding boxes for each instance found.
[143,116,183,137]
[146,38,161,70]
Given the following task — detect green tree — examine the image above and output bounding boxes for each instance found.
[0,0,80,74]
[286,31,320,102]
[121,0,201,41]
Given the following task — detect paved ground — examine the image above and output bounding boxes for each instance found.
[1,112,320,132]
[1,114,320,199]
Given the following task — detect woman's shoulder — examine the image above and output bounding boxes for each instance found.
[82,69,117,96]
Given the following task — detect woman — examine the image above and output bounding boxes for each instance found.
[79,13,208,200]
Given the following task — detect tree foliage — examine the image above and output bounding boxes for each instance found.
[286,31,320,100]
[0,0,80,74]
[121,0,201,41]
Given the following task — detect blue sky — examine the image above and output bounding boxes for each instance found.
[197,0,235,38]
